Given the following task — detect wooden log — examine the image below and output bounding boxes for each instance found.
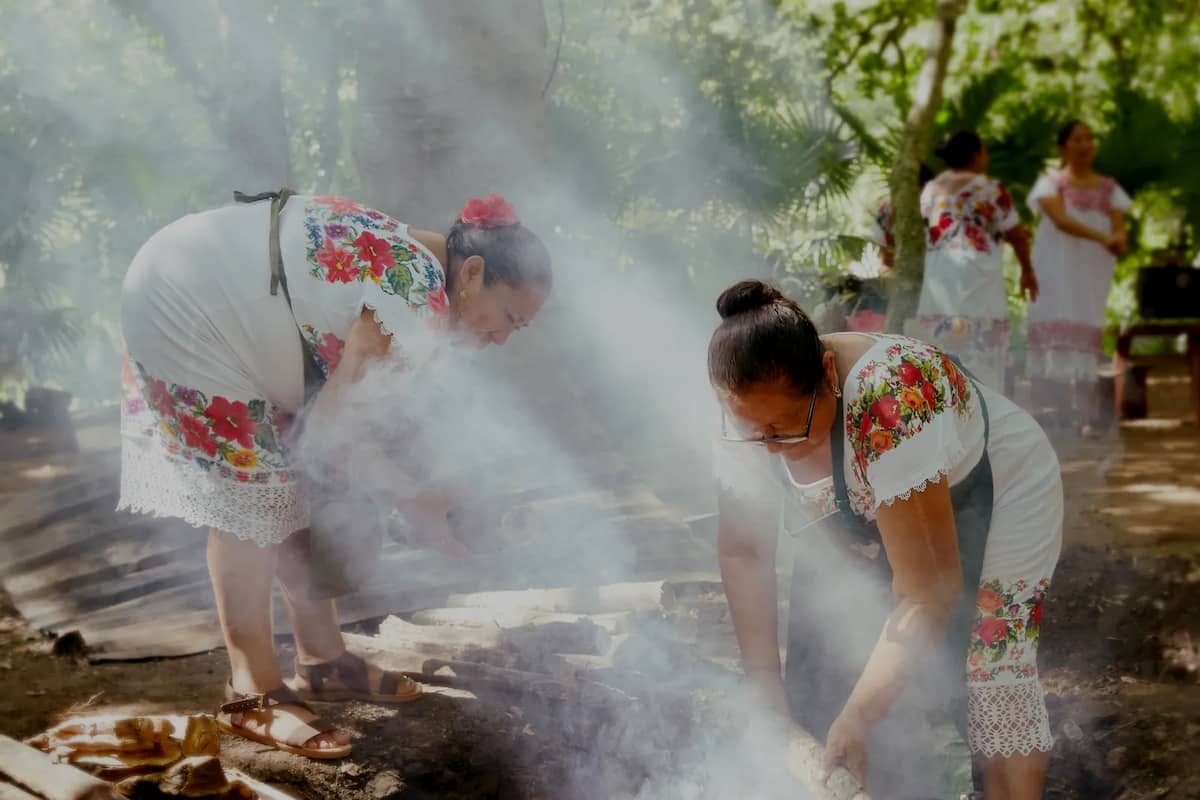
[407,607,629,634]
[785,730,872,800]
[445,581,670,614]
[221,770,303,800]
[0,780,42,800]
[0,735,122,800]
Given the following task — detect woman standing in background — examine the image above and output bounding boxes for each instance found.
[911,131,1038,392]
[1025,120,1131,435]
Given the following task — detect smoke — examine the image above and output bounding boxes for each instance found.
[2,1,1094,797]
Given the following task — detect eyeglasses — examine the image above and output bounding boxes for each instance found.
[720,387,819,446]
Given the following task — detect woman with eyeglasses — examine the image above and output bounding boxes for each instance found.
[711,280,1062,800]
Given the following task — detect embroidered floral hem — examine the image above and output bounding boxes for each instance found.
[118,354,308,545]
[965,577,1054,757]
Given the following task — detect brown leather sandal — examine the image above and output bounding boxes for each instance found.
[288,651,423,704]
[216,682,351,759]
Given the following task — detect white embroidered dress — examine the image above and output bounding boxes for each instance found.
[912,175,1019,391]
[1025,170,1132,382]
[716,334,1063,758]
[118,195,448,545]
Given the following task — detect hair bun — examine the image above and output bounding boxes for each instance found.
[715,280,784,319]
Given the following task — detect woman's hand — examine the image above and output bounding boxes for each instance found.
[1104,232,1128,257]
[1019,269,1040,303]
[403,491,470,557]
[823,705,872,785]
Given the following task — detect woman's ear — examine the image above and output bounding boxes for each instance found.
[461,255,486,291]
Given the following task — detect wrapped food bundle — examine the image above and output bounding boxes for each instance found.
[114,756,257,799]
[27,714,220,777]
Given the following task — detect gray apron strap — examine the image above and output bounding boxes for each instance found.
[233,187,321,405]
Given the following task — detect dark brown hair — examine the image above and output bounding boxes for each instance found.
[446,222,553,292]
[708,280,824,395]
[935,130,984,169]
[1057,119,1087,148]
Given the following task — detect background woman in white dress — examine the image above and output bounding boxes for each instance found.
[1025,120,1131,435]
[912,131,1038,392]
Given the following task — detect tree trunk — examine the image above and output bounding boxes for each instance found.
[351,0,548,227]
[219,0,294,189]
[884,0,966,333]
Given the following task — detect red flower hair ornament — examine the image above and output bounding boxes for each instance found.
[458,194,521,229]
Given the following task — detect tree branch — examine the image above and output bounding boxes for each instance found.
[884,0,966,332]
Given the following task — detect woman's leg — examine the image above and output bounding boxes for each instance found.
[275,529,346,665]
[981,749,1050,800]
[207,528,348,749]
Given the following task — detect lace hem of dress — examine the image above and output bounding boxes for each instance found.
[966,680,1055,758]
[118,433,310,546]
[874,461,954,509]
[1024,347,1101,382]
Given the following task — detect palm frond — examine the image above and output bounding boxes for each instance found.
[1095,89,1178,196]
[791,232,874,272]
[731,101,862,222]
[0,303,84,383]
[938,69,1020,137]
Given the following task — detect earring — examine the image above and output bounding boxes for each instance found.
[832,383,843,399]
[830,364,842,398]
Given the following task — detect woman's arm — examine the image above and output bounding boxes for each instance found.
[1003,226,1039,302]
[309,308,391,420]
[718,486,785,699]
[304,308,467,554]
[1037,196,1114,245]
[843,476,963,722]
[1109,209,1128,256]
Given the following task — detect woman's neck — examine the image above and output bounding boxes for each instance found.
[408,228,450,272]
[1064,162,1095,181]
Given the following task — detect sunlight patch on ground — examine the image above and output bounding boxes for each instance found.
[1116,483,1200,507]
[18,463,72,481]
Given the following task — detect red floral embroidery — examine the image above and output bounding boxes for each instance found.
[316,237,360,283]
[844,341,973,483]
[205,397,259,449]
[1051,171,1116,215]
[964,222,990,253]
[149,379,176,419]
[179,414,219,458]
[353,230,396,279]
[303,199,448,319]
[929,212,954,245]
[314,195,362,215]
[896,362,922,387]
[978,617,1009,646]
[996,184,1013,212]
[427,285,449,316]
[968,578,1050,682]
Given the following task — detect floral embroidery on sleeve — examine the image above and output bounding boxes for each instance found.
[303,196,448,317]
[844,342,973,485]
[300,324,346,381]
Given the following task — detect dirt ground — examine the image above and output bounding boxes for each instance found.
[2,365,1200,799]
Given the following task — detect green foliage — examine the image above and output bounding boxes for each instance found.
[5,0,1200,402]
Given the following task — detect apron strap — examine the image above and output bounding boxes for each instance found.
[234,187,321,404]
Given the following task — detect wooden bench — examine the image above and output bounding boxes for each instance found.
[1112,320,1200,423]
